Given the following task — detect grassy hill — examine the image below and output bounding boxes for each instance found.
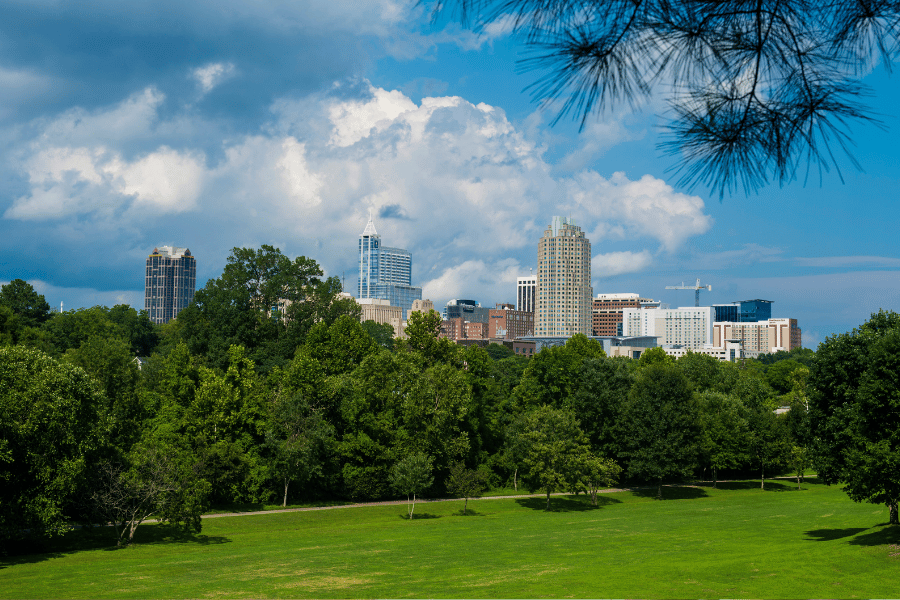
[2,479,899,598]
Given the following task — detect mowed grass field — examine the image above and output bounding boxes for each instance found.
[2,479,899,599]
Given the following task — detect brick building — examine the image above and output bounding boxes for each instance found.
[591,293,657,336]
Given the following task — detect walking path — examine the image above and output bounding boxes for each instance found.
[201,476,811,520]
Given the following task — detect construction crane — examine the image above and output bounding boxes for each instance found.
[666,278,712,307]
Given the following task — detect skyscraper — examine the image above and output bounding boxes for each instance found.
[357,216,422,318]
[144,246,196,324]
[535,216,593,336]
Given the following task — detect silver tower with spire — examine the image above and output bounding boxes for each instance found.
[357,214,421,318]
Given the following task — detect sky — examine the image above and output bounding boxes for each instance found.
[1,0,899,348]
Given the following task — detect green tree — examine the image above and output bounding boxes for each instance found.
[579,453,622,507]
[746,407,790,490]
[811,310,900,524]
[620,364,699,498]
[390,452,434,519]
[106,304,160,356]
[63,335,144,452]
[170,246,338,372]
[766,359,804,396]
[516,405,589,510]
[676,352,723,393]
[696,391,750,487]
[304,315,378,376]
[361,320,395,350]
[41,306,123,356]
[398,309,458,365]
[0,279,51,329]
[637,346,674,369]
[444,0,889,195]
[90,430,210,546]
[0,346,108,545]
[265,391,334,507]
[445,462,487,514]
[570,357,633,460]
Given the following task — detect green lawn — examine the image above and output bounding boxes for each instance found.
[2,479,899,598]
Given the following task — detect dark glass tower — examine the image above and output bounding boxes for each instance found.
[144,246,196,324]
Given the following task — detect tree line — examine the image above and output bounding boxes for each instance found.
[2,246,898,550]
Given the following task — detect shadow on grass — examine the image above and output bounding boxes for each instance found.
[848,526,900,547]
[515,495,621,512]
[712,480,796,492]
[805,528,869,542]
[454,509,489,517]
[1,523,230,569]
[397,512,440,520]
[630,486,709,500]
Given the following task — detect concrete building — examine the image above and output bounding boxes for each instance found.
[536,216,592,336]
[713,318,802,353]
[144,246,196,324]
[515,335,660,358]
[663,339,758,362]
[622,306,714,350]
[517,275,536,313]
[409,299,435,316]
[357,217,422,318]
[358,298,403,338]
[488,304,535,339]
[592,293,658,336]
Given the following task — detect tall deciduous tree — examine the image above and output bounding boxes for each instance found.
[516,405,589,510]
[620,364,699,498]
[811,310,900,524]
[265,391,333,507]
[0,279,51,329]
[696,391,750,487]
[0,347,108,546]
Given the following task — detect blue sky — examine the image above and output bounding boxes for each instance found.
[1,0,899,347]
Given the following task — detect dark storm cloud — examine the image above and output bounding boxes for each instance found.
[0,0,414,126]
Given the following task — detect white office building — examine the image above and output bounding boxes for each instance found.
[622,306,714,350]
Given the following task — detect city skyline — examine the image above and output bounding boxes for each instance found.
[1,1,899,347]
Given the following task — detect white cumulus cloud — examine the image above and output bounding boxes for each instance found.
[592,250,654,277]
[192,62,236,94]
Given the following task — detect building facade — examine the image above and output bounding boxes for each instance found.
[712,299,773,323]
[622,306,714,350]
[488,305,535,339]
[517,276,536,313]
[144,246,197,325]
[358,298,403,338]
[592,293,657,336]
[357,217,422,318]
[444,299,491,323]
[535,216,593,336]
[713,318,802,353]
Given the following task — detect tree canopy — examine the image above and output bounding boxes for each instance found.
[444,0,897,195]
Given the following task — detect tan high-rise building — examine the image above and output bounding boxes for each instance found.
[536,216,592,336]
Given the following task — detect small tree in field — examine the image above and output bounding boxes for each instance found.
[390,452,434,519]
[445,462,487,515]
[580,454,622,507]
[790,444,810,490]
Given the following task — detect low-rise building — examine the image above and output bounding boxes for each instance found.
[713,318,802,353]
[488,304,535,339]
